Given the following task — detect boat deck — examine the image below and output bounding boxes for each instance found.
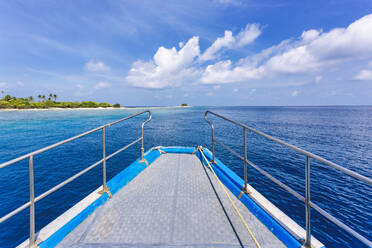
[57,153,285,248]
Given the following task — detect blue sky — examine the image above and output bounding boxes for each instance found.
[1,0,372,106]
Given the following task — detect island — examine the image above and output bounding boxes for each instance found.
[0,93,121,109]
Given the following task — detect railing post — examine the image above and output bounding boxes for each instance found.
[29,156,35,248]
[242,127,249,194]
[211,125,216,164]
[141,124,145,161]
[243,127,247,190]
[99,126,111,197]
[139,111,152,164]
[204,111,216,164]
[102,126,107,189]
[305,155,311,247]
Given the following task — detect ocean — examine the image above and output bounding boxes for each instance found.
[0,106,371,247]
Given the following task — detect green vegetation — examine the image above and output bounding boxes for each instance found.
[0,93,120,109]
[181,103,188,107]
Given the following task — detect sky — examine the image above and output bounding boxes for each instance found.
[1,0,372,106]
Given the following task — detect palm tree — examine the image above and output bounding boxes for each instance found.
[37,94,42,102]
[28,96,34,102]
[48,93,53,101]
[53,94,57,101]
[42,95,46,102]
[4,94,12,101]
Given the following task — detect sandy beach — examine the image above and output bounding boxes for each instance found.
[0,106,191,111]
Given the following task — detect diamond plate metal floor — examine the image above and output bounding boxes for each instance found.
[56,153,285,247]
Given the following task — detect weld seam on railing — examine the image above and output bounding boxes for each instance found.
[207,111,372,186]
[214,138,372,246]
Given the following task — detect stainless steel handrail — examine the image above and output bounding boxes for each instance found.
[0,110,151,248]
[204,110,372,248]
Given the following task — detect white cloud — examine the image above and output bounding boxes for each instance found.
[200,31,235,61]
[233,88,239,92]
[354,69,372,80]
[74,82,111,96]
[206,92,213,96]
[236,24,262,47]
[355,61,372,80]
[200,60,263,84]
[85,60,110,72]
[125,36,200,89]
[93,82,111,90]
[307,15,372,61]
[200,14,372,84]
[301,29,321,41]
[264,45,319,74]
[213,85,221,89]
[200,24,261,61]
[32,36,76,54]
[214,0,240,5]
[124,14,372,88]
[291,90,300,97]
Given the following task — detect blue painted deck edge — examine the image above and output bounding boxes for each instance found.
[39,147,162,248]
[196,148,303,248]
[39,146,307,248]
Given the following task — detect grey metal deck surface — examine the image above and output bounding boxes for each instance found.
[57,154,285,247]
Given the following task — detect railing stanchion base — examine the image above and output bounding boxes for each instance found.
[241,186,252,195]
[98,187,112,198]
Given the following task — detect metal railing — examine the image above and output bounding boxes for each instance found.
[0,110,152,248]
[204,110,372,248]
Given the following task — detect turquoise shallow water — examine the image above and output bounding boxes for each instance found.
[0,106,371,247]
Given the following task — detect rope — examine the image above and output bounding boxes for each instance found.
[139,158,149,167]
[197,146,261,248]
[152,146,167,154]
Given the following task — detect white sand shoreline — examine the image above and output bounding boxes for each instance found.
[0,106,191,111]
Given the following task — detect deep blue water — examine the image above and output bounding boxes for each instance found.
[0,106,371,248]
